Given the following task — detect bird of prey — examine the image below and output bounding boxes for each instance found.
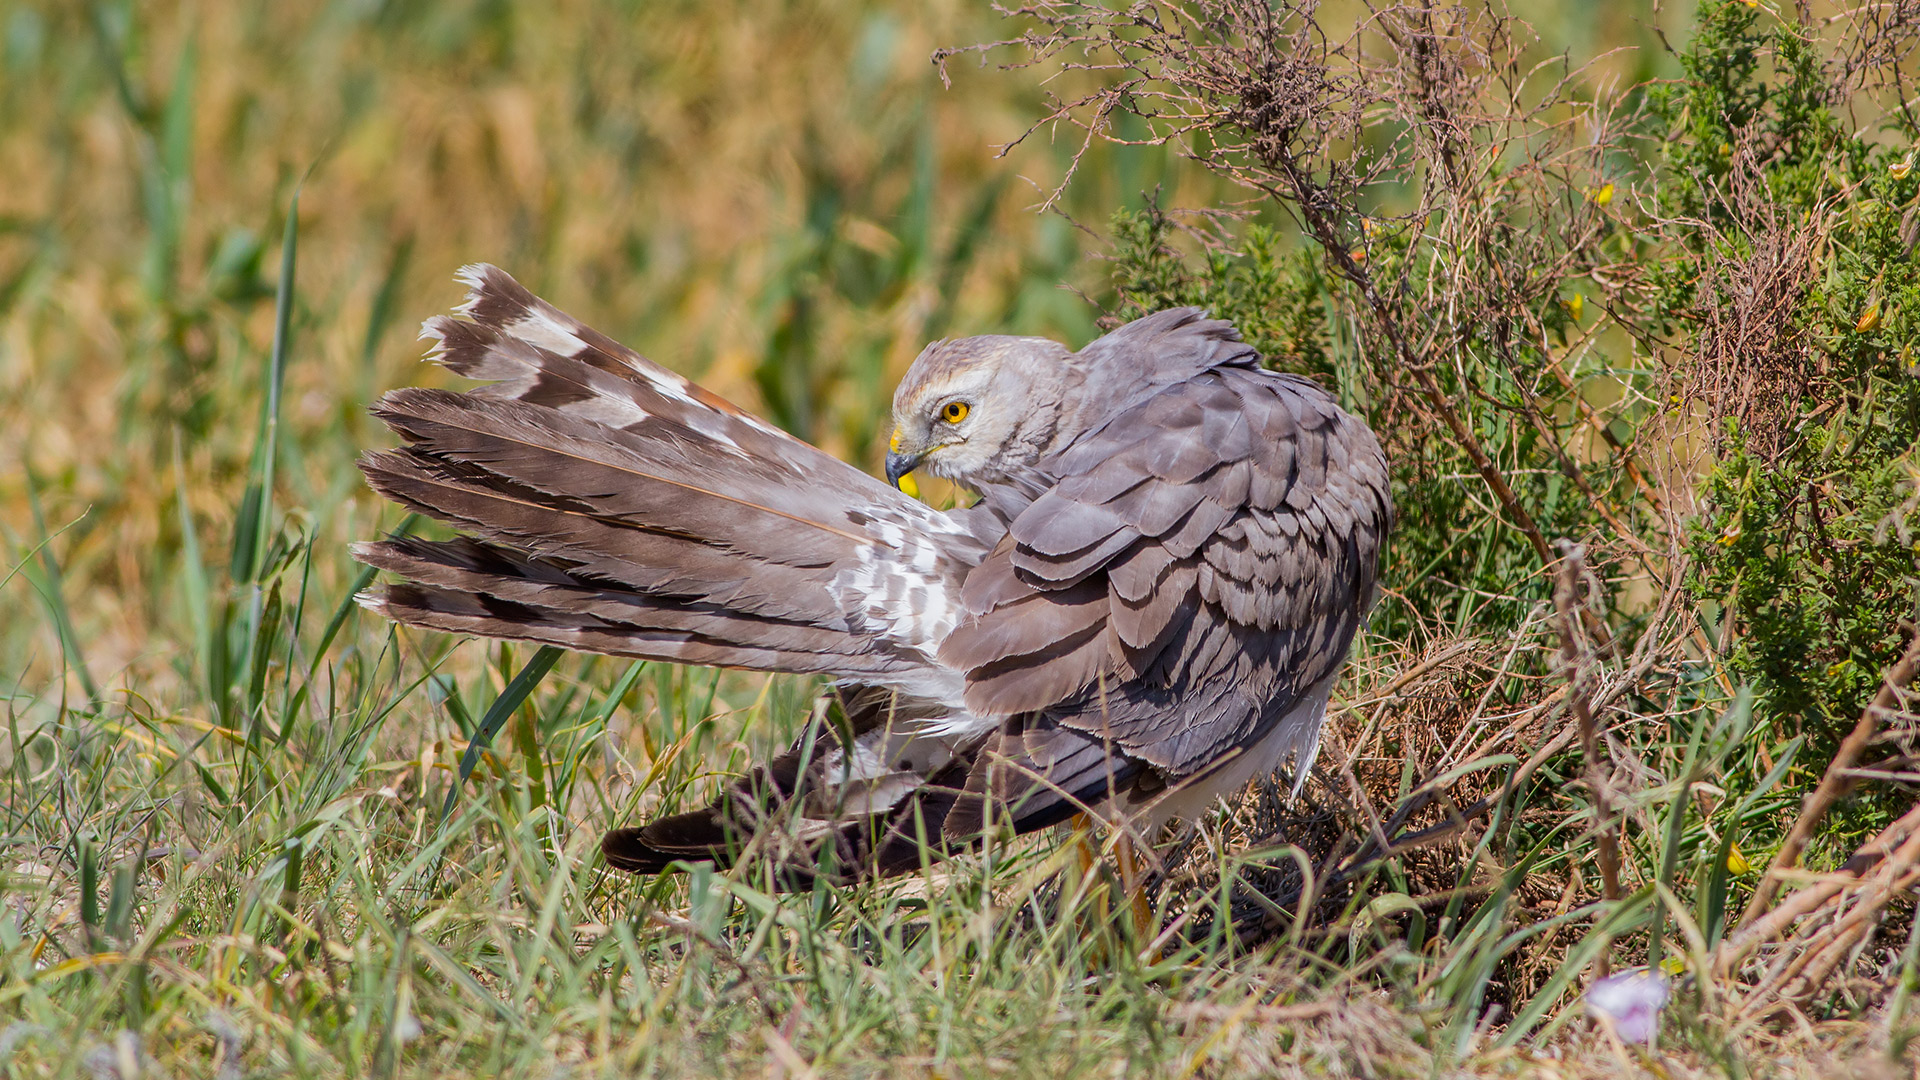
[354,265,1391,885]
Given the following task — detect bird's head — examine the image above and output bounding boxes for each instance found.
[885,335,1073,495]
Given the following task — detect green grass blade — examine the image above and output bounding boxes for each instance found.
[1497,887,1656,1047]
[1648,697,1718,970]
[1706,729,1802,946]
[22,466,98,702]
[85,4,149,127]
[146,26,194,302]
[228,186,303,743]
[359,235,413,401]
[79,835,101,949]
[284,513,420,724]
[238,186,301,585]
[170,432,212,692]
[439,645,565,825]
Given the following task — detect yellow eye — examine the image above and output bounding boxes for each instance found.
[941,401,970,424]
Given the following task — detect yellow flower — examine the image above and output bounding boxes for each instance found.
[1727,844,1752,875]
[1894,154,1914,179]
[1659,955,1688,976]
[1857,304,1883,333]
[1593,182,1615,207]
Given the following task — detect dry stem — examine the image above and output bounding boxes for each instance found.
[1553,541,1622,978]
[1737,631,1920,930]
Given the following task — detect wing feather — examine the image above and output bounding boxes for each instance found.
[360,266,994,700]
[938,366,1391,822]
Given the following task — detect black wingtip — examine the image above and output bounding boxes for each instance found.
[600,827,693,874]
[601,805,747,875]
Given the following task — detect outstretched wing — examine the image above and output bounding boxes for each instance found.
[937,364,1391,831]
[356,265,993,702]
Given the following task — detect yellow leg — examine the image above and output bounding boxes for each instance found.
[1069,813,1109,927]
[1067,814,1157,963]
[1115,830,1156,949]
[1070,812,1097,881]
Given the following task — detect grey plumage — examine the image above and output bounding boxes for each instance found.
[357,266,1391,882]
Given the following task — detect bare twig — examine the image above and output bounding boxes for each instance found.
[1736,630,1920,931]
[1724,802,1920,1015]
[1719,800,1920,979]
[1553,541,1622,976]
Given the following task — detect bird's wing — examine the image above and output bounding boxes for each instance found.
[937,366,1391,830]
[355,265,991,703]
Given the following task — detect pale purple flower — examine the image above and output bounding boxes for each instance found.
[1586,970,1670,1043]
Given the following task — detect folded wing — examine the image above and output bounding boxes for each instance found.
[937,364,1392,832]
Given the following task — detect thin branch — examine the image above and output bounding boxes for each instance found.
[1554,540,1622,978]
[1735,629,1920,930]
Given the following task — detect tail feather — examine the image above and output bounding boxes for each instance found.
[441,263,802,450]
[359,443,854,622]
[357,265,994,696]
[355,537,933,679]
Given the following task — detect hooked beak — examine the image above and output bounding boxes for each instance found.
[885,449,925,490]
[885,425,926,492]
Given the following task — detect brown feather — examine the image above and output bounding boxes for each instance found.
[358,268,1394,885]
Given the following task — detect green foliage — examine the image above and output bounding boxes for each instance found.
[1691,432,1920,734]
[1663,4,1920,839]
[1102,2,1920,843]
[1650,0,1846,222]
[1109,208,1333,380]
[1088,0,1920,1021]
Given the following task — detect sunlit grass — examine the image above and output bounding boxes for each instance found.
[0,0,1877,1076]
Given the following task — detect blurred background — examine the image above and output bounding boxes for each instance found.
[0,0,1680,718]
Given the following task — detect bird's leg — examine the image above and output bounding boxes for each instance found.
[1114,828,1156,949]
[1068,812,1109,926]
[1067,814,1155,962]
[1070,812,1096,878]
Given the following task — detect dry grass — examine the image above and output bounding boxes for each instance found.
[3,0,1917,1077]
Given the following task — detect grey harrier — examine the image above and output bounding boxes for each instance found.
[355,266,1391,884]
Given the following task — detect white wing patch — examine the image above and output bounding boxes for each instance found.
[833,516,961,652]
[504,311,588,359]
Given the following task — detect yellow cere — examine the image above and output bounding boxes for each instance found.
[889,426,903,453]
